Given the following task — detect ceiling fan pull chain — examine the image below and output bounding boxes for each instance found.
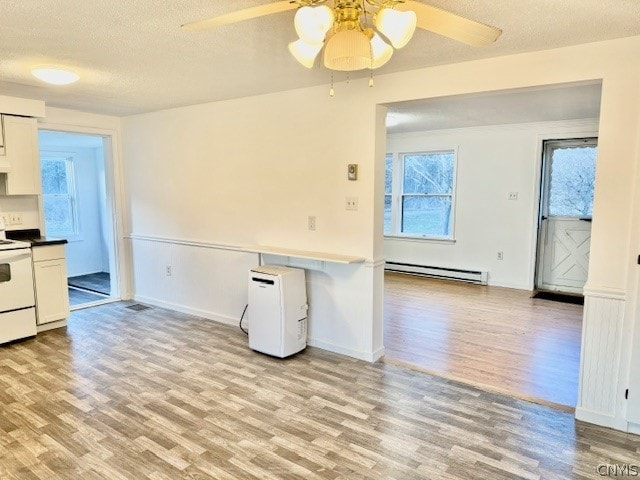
[368,9,375,89]
[329,72,335,97]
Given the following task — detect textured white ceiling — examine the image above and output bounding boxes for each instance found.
[0,1,638,116]
[386,82,603,133]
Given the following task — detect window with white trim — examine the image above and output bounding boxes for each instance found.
[41,155,79,237]
[384,150,457,239]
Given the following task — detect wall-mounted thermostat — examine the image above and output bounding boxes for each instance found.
[348,164,358,181]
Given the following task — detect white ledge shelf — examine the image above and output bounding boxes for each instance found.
[127,235,366,265]
[248,245,365,265]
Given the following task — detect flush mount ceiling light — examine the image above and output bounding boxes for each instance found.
[31,66,79,85]
[183,1,501,75]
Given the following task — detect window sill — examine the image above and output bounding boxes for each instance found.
[384,235,456,245]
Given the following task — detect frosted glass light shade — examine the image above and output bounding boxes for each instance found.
[324,30,372,72]
[288,39,323,68]
[370,32,393,69]
[294,5,334,44]
[31,67,79,85]
[374,8,417,49]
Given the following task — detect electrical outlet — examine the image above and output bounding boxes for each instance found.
[308,216,316,231]
[166,265,172,276]
[345,197,358,211]
[508,192,519,201]
[10,213,22,225]
[497,251,503,261]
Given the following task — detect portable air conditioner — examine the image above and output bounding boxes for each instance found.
[247,265,308,358]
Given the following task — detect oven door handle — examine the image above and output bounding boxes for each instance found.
[0,250,31,262]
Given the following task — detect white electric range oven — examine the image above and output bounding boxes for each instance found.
[0,239,37,344]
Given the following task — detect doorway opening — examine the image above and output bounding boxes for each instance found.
[38,130,119,309]
[534,138,597,300]
[380,81,602,409]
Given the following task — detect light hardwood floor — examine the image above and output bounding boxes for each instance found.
[384,272,583,408]
[1,301,638,479]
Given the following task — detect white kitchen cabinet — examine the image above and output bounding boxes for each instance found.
[0,114,41,195]
[32,245,70,325]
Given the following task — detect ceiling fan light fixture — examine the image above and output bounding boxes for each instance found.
[183,1,503,79]
[324,29,372,72]
[288,39,324,68]
[374,7,417,49]
[370,32,393,69]
[294,5,334,44]
[31,66,79,85]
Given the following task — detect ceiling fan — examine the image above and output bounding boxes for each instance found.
[182,1,502,73]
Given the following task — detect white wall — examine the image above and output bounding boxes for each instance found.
[0,196,40,230]
[384,119,599,289]
[124,86,384,362]
[121,35,640,432]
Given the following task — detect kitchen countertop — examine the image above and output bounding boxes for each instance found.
[6,229,68,246]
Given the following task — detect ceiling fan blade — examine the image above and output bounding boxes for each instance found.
[182,1,298,31]
[397,1,502,47]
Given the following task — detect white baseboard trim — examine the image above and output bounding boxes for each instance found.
[307,338,384,362]
[487,280,532,291]
[575,407,618,429]
[133,295,385,363]
[133,295,239,328]
[37,319,67,333]
[371,346,385,362]
[628,422,640,435]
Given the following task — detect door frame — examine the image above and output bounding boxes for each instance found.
[535,137,597,293]
[37,122,128,305]
[528,124,599,291]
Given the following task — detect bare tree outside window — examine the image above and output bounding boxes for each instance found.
[548,146,596,217]
[41,156,78,236]
[385,150,456,238]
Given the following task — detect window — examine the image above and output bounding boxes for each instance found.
[41,155,78,237]
[385,150,456,239]
[544,139,597,218]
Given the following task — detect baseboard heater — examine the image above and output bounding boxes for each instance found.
[385,261,488,285]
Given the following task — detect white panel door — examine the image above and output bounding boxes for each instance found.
[536,138,597,294]
[539,218,591,292]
